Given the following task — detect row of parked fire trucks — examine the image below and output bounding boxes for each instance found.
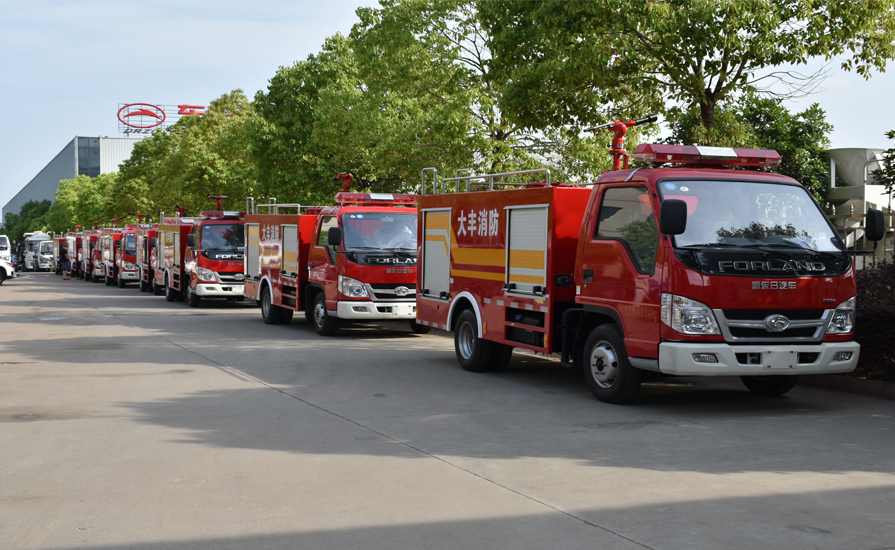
[49,124,886,404]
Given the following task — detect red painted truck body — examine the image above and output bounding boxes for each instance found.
[416,145,881,403]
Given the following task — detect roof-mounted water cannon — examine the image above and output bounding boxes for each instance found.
[108,217,122,228]
[333,172,355,192]
[92,222,99,230]
[128,212,147,224]
[75,225,81,232]
[174,205,188,218]
[585,114,658,171]
[208,195,228,211]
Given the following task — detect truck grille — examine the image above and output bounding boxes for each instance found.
[714,309,832,343]
[366,283,416,301]
[218,273,245,284]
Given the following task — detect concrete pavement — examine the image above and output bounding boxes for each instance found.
[1,273,894,550]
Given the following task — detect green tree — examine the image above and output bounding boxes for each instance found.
[872,130,895,196]
[665,94,833,201]
[3,200,52,243]
[480,0,895,134]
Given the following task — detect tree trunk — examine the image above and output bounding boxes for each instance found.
[699,91,716,130]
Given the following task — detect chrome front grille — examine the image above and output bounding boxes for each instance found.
[714,309,833,343]
[365,283,416,302]
[218,273,245,284]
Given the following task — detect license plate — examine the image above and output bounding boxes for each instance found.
[761,350,796,369]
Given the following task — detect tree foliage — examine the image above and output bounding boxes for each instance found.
[479,0,895,133]
[2,200,52,243]
[665,93,833,201]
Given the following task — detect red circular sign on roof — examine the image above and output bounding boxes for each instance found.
[117,103,166,129]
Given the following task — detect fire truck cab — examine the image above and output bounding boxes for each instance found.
[244,192,424,335]
[113,225,140,287]
[135,224,158,292]
[100,228,123,286]
[417,143,884,404]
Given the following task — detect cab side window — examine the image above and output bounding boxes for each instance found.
[317,216,338,263]
[594,186,658,275]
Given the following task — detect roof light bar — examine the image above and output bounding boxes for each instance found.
[633,144,782,167]
[335,192,417,206]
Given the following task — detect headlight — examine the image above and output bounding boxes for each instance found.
[661,293,720,335]
[826,296,855,334]
[338,275,368,298]
[196,267,217,282]
[123,262,136,270]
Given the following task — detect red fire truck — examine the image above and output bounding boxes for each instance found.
[108,224,139,287]
[416,118,884,404]
[244,191,425,335]
[135,223,158,292]
[65,229,82,278]
[155,197,246,306]
[100,227,123,286]
[81,223,102,282]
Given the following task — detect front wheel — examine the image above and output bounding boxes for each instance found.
[454,309,494,372]
[312,293,338,336]
[582,325,642,404]
[186,284,201,307]
[740,375,800,396]
[0,270,5,285]
[117,274,126,288]
[153,280,163,296]
[105,273,112,286]
[409,320,431,334]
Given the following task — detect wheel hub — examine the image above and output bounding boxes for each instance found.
[589,341,619,389]
[314,302,326,327]
[457,322,475,360]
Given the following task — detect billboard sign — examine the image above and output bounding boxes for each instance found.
[117,103,206,135]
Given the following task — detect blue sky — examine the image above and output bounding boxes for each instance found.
[2,0,893,217]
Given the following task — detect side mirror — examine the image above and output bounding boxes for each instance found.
[327,227,342,247]
[186,234,197,247]
[149,238,157,248]
[659,199,688,235]
[865,208,884,242]
[115,241,121,249]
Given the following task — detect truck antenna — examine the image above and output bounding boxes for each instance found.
[207,195,228,211]
[584,115,658,171]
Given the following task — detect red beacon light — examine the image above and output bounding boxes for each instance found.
[632,144,782,168]
[335,192,417,206]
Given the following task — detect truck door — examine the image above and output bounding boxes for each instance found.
[506,205,548,296]
[309,216,339,307]
[578,185,662,358]
[421,208,451,300]
[245,223,260,281]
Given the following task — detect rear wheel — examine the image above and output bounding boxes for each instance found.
[491,343,514,371]
[312,293,338,336]
[582,325,642,404]
[164,274,177,302]
[117,274,126,288]
[454,309,494,372]
[740,375,800,396]
[105,272,112,286]
[260,286,281,324]
[280,308,294,324]
[409,320,431,334]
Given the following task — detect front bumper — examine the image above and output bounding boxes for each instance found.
[658,341,860,376]
[336,300,416,320]
[196,282,244,297]
[120,270,139,280]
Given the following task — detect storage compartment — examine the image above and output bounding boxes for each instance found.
[507,326,544,347]
[505,307,545,328]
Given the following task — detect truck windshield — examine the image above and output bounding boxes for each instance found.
[200,224,244,250]
[659,180,843,252]
[341,212,417,250]
[40,242,53,254]
[0,237,8,251]
[124,233,137,255]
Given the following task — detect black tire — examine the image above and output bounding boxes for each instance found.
[187,284,201,307]
[0,270,5,285]
[409,320,431,334]
[582,325,642,404]
[453,309,494,372]
[153,280,163,295]
[492,343,514,371]
[260,285,281,324]
[165,274,177,302]
[304,293,314,323]
[280,308,294,324]
[312,292,338,336]
[117,274,126,288]
[740,375,800,396]
[105,272,112,286]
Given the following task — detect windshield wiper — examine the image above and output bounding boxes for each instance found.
[675,243,748,250]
